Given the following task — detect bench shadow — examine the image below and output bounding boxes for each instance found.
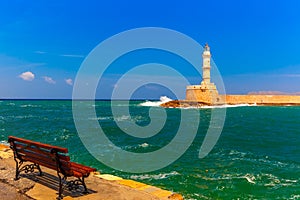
[21,172,97,198]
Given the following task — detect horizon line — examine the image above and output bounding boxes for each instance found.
[0,98,162,101]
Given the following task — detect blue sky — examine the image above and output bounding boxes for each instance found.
[1,0,300,99]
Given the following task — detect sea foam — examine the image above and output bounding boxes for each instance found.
[140,96,257,108]
[139,96,172,107]
[130,171,179,180]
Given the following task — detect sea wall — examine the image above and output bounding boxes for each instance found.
[185,87,300,106]
[224,95,300,105]
[161,94,300,108]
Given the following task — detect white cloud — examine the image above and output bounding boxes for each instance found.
[65,78,73,86]
[19,71,35,81]
[43,76,56,84]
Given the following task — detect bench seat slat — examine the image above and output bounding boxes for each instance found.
[16,146,55,159]
[70,162,96,177]
[14,142,69,156]
[17,149,55,162]
[14,142,56,153]
[9,136,68,153]
[17,152,73,174]
[20,155,57,170]
[16,148,70,162]
[70,162,96,172]
[15,146,70,162]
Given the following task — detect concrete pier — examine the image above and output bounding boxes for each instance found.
[0,144,183,200]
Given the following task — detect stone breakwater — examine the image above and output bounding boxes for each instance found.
[160,100,209,108]
[161,95,300,108]
[224,95,300,105]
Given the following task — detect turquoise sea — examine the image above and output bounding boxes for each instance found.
[0,100,299,199]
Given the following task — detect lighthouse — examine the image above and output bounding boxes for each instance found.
[199,43,216,90]
[185,43,220,104]
[202,43,211,85]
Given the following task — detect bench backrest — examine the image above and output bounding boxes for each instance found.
[8,136,72,175]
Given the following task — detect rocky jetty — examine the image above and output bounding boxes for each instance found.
[160,100,211,108]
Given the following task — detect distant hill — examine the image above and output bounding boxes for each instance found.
[247,91,300,95]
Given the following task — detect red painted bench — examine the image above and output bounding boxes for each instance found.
[8,136,97,199]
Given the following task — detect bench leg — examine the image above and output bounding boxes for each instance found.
[14,160,43,180]
[56,174,90,198]
[81,177,88,194]
[64,176,89,194]
[14,160,22,180]
[57,173,64,200]
[35,164,43,176]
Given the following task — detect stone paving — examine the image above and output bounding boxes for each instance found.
[0,144,183,200]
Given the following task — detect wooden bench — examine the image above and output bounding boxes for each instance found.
[8,136,97,199]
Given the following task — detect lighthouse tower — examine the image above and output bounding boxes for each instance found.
[185,43,220,105]
[201,43,211,85]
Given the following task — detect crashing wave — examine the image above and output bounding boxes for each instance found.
[140,96,173,107]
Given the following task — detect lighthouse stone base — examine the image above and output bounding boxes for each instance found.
[186,82,224,105]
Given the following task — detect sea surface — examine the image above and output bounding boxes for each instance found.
[0,99,299,199]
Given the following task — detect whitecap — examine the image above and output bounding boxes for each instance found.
[243,174,256,184]
[140,96,172,107]
[201,173,256,184]
[130,171,179,180]
[285,179,298,183]
[138,143,149,148]
[88,116,112,121]
[20,104,41,108]
[228,149,247,157]
[114,115,130,122]
[289,194,300,200]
